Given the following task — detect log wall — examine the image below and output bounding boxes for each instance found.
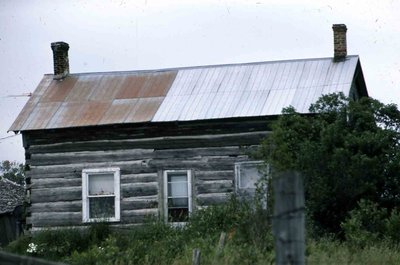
[23,119,270,230]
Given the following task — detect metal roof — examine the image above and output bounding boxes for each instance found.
[10,56,363,131]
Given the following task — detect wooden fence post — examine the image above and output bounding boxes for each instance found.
[272,171,305,265]
[216,232,226,257]
[192,248,201,265]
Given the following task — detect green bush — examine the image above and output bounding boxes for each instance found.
[385,209,400,243]
[260,93,400,236]
[34,228,89,259]
[341,199,387,247]
[186,195,273,252]
[186,197,242,238]
[5,234,31,255]
[87,222,112,245]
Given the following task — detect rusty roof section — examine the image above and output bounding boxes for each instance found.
[10,71,177,131]
[9,56,366,131]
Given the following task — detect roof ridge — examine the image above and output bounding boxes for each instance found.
[43,55,360,77]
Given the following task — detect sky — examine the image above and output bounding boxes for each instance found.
[0,0,399,163]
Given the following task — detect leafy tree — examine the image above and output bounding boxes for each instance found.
[260,93,400,235]
[0,160,25,185]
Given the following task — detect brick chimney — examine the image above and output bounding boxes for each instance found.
[332,24,347,61]
[51,42,69,80]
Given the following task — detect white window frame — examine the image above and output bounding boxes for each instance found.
[235,161,264,191]
[163,170,192,224]
[235,161,268,209]
[82,167,120,223]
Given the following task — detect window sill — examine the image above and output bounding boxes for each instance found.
[83,218,120,223]
[168,222,188,228]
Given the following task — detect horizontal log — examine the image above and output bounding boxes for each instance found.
[148,156,250,171]
[153,146,243,159]
[32,178,81,189]
[31,187,81,203]
[24,119,270,145]
[121,182,158,197]
[195,170,234,181]
[31,212,82,227]
[28,154,252,175]
[29,149,154,166]
[30,201,81,213]
[196,193,231,206]
[121,173,158,184]
[121,195,158,210]
[28,172,81,180]
[31,196,158,213]
[196,180,234,194]
[122,208,158,217]
[28,131,269,154]
[29,160,149,175]
[121,208,159,223]
[28,146,249,167]
[29,211,159,228]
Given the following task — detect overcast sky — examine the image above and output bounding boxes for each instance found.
[1,0,399,163]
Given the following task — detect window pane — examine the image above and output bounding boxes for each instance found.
[168,174,187,183]
[168,198,188,208]
[240,165,261,189]
[89,173,114,195]
[89,197,115,219]
[168,182,188,197]
[168,174,188,197]
[168,208,188,222]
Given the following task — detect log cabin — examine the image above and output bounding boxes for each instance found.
[9,24,368,231]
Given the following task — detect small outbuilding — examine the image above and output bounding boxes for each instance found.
[0,178,25,246]
[9,24,368,231]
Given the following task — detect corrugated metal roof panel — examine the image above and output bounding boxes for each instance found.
[9,76,53,131]
[40,77,78,103]
[115,71,177,99]
[115,75,147,99]
[46,102,83,128]
[140,72,177,98]
[21,102,61,130]
[152,56,359,121]
[10,56,362,131]
[72,102,111,127]
[64,75,100,102]
[98,99,138,125]
[88,75,126,101]
[124,97,163,123]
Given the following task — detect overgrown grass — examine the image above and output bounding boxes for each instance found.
[307,238,400,265]
[5,196,274,265]
[5,196,400,265]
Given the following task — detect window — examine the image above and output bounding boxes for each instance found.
[235,161,268,209]
[163,170,192,223]
[235,161,265,193]
[82,168,120,222]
